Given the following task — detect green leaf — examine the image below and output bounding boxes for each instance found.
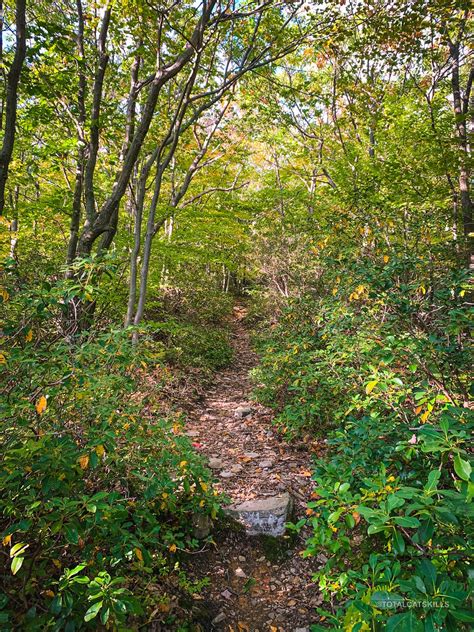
[424,470,441,494]
[387,494,405,511]
[386,611,423,632]
[10,543,28,558]
[392,529,405,554]
[11,556,24,575]
[453,454,472,481]
[393,516,421,528]
[371,591,404,609]
[84,601,103,622]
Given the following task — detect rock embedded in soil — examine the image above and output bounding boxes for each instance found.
[226,493,292,536]
[211,612,226,625]
[209,457,223,469]
[234,406,252,418]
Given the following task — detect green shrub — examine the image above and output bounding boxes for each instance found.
[254,257,473,630]
[0,272,219,629]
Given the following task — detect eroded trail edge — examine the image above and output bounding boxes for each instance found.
[184,308,322,631]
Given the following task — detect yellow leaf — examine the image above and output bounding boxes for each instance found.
[95,444,105,457]
[2,535,11,546]
[199,500,205,507]
[52,559,61,568]
[179,460,187,468]
[0,287,9,302]
[35,395,47,415]
[78,454,89,470]
[365,380,378,395]
[332,287,338,295]
[134,547,143,561]
[25,329,33,342]
[420,410,431,423]
[200,481,208,492]
[45,590,55,598]
[169,543,177,553]
[383,255,389,263]
[0,352,7,364]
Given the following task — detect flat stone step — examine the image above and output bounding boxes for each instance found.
[225,492,292,536]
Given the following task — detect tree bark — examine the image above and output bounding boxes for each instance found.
[0,0,26,216]
[449,41,473,269]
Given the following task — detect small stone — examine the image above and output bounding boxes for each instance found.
[221,589,232,600]
[212,612,226,625]
[244,452,259,458]
[231,464,243,473]
[258,459,273,468]
[185,430,200,437]
[235,406,252,418]
[235,567,247,578]
[220,470,234,478]
[295,628,310,632]
[209,457,223,469]
[238,555,246,562]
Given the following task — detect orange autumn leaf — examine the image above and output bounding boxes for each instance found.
[169,543,177,553]
[35,395,47,415]
[78,454,89,470]
[134,547,143,561]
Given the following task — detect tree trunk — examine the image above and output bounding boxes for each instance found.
[450,42,473,270]
[0,0,26,216]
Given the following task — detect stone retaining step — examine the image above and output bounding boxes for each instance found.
[225,492,292,536]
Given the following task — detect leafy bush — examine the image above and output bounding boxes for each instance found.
[254,257,473,630]
[149,317,233,371]
[0,269,218,629]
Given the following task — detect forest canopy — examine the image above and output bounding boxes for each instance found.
[0,0,472,630]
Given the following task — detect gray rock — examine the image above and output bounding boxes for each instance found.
[244,452,259,458]
[211,612,226,625]
[225,492,292,536]
[185,430,200,437]
[258,459,274,469]
[234,406,252,418]
[219,470,234,478]
[220,589,232,600]
[209,457,223,469]
[192,513,211,539]
[295,628,310,632]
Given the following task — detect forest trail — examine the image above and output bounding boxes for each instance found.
[183,307,322,631]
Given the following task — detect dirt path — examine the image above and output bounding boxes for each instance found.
[183,308,323,631]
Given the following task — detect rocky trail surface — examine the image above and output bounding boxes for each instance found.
[183,307,324,631]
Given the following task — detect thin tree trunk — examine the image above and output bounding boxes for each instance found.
[66,0,86,270]
[449,41,473,269]
[0,0,26,216]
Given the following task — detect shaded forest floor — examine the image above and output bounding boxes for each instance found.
[181,307,324,631]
